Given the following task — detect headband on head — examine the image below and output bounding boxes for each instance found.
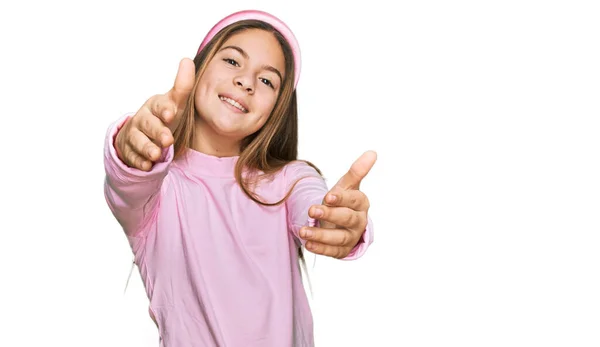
[197,10,301,88]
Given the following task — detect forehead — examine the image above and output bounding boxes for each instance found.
[221,29,285,71]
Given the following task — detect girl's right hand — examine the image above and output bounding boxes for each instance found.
[115,58,195,171]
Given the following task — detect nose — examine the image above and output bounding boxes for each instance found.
[234,75,254,94]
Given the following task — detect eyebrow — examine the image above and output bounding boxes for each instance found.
[219,45,283,83]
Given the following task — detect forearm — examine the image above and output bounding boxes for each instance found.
[103,114,173,236]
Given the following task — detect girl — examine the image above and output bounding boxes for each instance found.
[104,9,376,347]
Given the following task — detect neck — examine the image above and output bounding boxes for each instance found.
[192,118,241,157]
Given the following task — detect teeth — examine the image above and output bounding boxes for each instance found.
[219,96,247,112]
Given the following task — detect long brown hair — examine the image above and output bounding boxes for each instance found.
[172,20,321,267]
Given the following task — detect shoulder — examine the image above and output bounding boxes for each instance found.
[279,160,326,194]
[282,160,322,180]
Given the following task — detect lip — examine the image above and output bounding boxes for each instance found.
[218,93,249,113]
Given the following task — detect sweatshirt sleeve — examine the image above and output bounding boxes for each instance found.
[103,113,174,238]
[284,161,374,260]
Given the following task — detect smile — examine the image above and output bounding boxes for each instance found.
[219,95,248,113]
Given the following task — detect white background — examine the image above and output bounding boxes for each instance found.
[1,0,599,346]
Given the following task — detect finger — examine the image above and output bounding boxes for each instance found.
[309,205,364,231]
[334,150,377,190]
[135,113,173,148]
[128,128,163,162]
[122,143,152,171]
[323,189,370,211]
[166,58,195,109]
[300,226,355,247]
[149,95,178,125]
[305,241,352,259]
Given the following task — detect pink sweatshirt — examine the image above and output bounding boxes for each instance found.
[103,115,374,347]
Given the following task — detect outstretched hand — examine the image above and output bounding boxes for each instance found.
[300,151,377,259]
[115,58,195,171]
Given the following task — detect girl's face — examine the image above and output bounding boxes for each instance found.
[194,29,286,145]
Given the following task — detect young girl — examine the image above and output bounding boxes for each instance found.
[104,9,376,346]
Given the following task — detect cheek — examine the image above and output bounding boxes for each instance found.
[255,93,279,117]
[193,87,207,115]
[250,95,278,131]
[196,65,223,95]
[194,77,207,102]
[194,74,218,108]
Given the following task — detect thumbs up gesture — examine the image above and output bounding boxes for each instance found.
[115,58,195,171]
[300,151,377,259]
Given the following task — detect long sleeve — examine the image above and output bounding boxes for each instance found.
[284,161,374,260]
[103,114,173,237]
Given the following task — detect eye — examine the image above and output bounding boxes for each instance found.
[223,58,239,67]
[260,78,274,89]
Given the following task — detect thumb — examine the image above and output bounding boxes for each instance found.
[167,58,195,110]
[334,150,377,190]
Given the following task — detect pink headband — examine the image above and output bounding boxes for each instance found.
[197,10,301,88]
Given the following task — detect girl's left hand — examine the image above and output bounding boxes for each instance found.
[300,151,377,259]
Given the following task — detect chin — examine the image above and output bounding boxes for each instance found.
[213,127,246,140]
[217,113,265,135]
[209,119,251,140]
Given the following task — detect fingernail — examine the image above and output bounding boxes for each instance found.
[313,208,323,218]
[327,194,337,204]
[303,229,313,238]
[161,133,170,144]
